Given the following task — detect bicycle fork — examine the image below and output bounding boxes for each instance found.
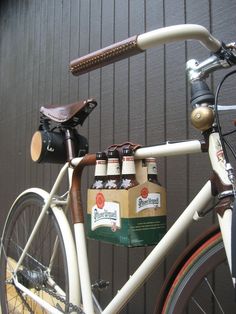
[206,132,236,287]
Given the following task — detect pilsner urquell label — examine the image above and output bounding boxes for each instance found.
[136,187,161,213]
[91,192,121,231]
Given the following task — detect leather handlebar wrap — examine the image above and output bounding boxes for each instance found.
[70,35,143,76]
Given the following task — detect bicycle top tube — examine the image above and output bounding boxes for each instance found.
[134,140,203,160]
[70,24,222,75]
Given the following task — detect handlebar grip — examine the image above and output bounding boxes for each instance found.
[70,35,144,76]
[70,24,222,76]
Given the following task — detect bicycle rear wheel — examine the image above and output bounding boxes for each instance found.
[156,228,236,313]
[0,191,79,313]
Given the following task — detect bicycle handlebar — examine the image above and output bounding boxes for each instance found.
[137,24,221,51]
[70,24,222,76]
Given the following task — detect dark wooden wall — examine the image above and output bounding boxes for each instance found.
[1,0,236,313]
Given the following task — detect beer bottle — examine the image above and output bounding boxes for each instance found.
[104,149,121,189]
[119,148,138,189]
[91,152,107,189]
[145,157,160,185]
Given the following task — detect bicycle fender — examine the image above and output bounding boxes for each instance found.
[155,225,220,313]
[0,187,81,309]
[1,188,49,239]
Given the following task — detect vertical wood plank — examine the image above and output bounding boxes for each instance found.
[23,0,35,190]
[99,0,115,308]
[31,0,43,188]
[60,0,71,104]
[86,0,101,303]
[145,1,166,312]
[164,0,188,273]
[69,0,80,102]
[128,2,146,313]
[113,1,130,312]
[185,0,213,242]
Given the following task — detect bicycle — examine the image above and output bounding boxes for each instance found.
[1,23,236,313]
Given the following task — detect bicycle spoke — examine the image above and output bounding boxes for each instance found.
[49,235,59,271]
[192,276,226,314]
[204,277,224,314]
[191,297,207,313]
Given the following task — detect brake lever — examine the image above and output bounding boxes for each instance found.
[217,105,236,111]
[216,42,236,66]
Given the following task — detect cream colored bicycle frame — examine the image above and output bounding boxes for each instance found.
[9,132,232,314]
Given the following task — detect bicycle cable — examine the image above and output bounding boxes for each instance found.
[214,69,236,186]
[215,70,236,282]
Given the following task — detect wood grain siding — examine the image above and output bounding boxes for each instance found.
[1,1,236,313]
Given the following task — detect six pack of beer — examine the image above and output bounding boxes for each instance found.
[87,148,167,247]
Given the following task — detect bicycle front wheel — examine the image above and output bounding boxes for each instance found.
[157,229,236,313]
[0,190,79,313]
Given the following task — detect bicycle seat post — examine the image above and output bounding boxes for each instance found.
[64,128,76,161]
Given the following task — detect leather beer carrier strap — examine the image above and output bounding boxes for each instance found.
[105,142,142,161]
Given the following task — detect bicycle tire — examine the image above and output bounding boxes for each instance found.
[0,190,79,313]
[155,228,236,314]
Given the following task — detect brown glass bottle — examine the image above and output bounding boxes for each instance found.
[104,149,121,189]
[119,148,138,189]
[91,152,107,189]
[145,157,161,185]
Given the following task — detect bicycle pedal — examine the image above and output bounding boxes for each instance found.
[92,279,110,291]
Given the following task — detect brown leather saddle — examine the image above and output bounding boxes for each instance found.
[40,98,97,126]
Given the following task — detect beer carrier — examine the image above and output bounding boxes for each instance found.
[87,145,167,247]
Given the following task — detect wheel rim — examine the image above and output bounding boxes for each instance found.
[162,233,236,314]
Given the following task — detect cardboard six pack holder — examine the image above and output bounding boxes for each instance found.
[86,161,167,247]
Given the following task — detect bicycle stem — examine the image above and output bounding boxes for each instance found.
[186,55,231,82]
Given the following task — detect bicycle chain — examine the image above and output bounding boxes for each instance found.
[37,281,84,314]
[2,238,85,313]
[9,268,85,314]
